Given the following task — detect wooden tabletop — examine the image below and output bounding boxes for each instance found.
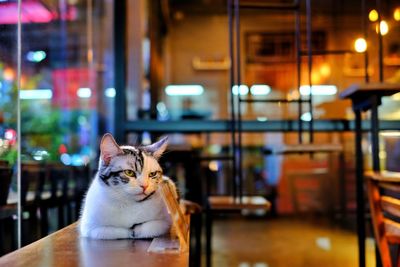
[339,82,400,99]
[364,170,400,182]
[0,223,189,267]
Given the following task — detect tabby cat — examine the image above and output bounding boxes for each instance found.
[79,133,177,239]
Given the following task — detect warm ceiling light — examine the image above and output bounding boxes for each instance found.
[354,38,367,53]
[232,85,249,95]
[250,84,271,95]
[299,85,337,96]
[394,8,400,21]
[165,85,204,96]
[369,9,379,22]
[376,20,389,35]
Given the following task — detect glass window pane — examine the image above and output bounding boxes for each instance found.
[0,0,19,254]
[18,0,114,246]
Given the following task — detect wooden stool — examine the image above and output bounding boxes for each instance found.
[366,171,400,267]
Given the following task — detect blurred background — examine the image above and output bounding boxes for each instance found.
[0,0,400,266]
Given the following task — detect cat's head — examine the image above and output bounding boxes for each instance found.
[98,133,168,202]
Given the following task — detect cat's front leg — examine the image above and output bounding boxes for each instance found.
[82,225,133,240]
[132,219,171,239]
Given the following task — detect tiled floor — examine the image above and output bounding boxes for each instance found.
[209,216,375,267]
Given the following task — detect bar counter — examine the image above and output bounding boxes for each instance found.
[0,222,189,267]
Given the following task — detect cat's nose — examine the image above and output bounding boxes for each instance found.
[140,184,148,192]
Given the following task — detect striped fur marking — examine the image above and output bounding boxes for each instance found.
[137,191,156,202]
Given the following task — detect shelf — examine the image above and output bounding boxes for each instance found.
[239,98,310,103]
[263,143,343,155]
[208,195,271,211]
[300,50,354,56]
[198,155,234,161]
[232,2,299,10]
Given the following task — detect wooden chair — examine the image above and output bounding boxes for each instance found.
[366,171,400,267]
[71,165,91,219]
[20,162,46,243]
[0,165,16,255]
[40,163,73,235]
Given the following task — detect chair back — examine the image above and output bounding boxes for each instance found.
[21,162,45,205]
[0,166,13,206]
[46,163,71,202]
[367,171,400,267]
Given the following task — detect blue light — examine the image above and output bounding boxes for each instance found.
[26,51,46,62]
[105,87,116,98]
[20,89,52,100]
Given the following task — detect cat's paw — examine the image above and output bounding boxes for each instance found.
[131,220,170,239]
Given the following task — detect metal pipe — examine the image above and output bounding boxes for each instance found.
[114,0,127,143]
[361,0,369,83]
[306,0,314,143]
[370,96,381,171]
[228,0,237,199]
[355,109,366,267]
[235,0,243,201]
[376,0,383,82]
[295,0,302,144]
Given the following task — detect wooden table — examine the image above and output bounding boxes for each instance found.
[340,82,400,267]
[0,223,189,267]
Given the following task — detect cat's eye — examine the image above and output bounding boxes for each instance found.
[149,171,158,178]
[123,170,135,177]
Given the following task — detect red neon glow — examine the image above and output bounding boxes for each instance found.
[58,144,68,154]
[0,1,77,24]
[52,68,97,109]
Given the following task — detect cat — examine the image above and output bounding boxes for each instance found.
[79,133,178,240]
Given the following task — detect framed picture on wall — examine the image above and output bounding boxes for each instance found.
[245,31,326,64]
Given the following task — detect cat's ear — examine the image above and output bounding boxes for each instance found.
[100,133,122,165]
[143,136,168,159]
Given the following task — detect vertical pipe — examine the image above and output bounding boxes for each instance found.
[306,0,314,143]
[376,0,383,82]
[295,0,302,144]
[114,0,127,143]
[370,96,380,171]
[228,0,237,199]
[355,109,366,267]
[235,0,243,201]
[361,0,369,83]
[16,0,22,249]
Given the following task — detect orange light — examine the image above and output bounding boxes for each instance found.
[354,38,367,53]
[320,63,331,77]
[375,20,389,35]
[369,9,379,22]
[3,68,15,81]
[394,8,400,21]
[311,72,321,84]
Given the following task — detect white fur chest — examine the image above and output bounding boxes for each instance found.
[80,179,169,229]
